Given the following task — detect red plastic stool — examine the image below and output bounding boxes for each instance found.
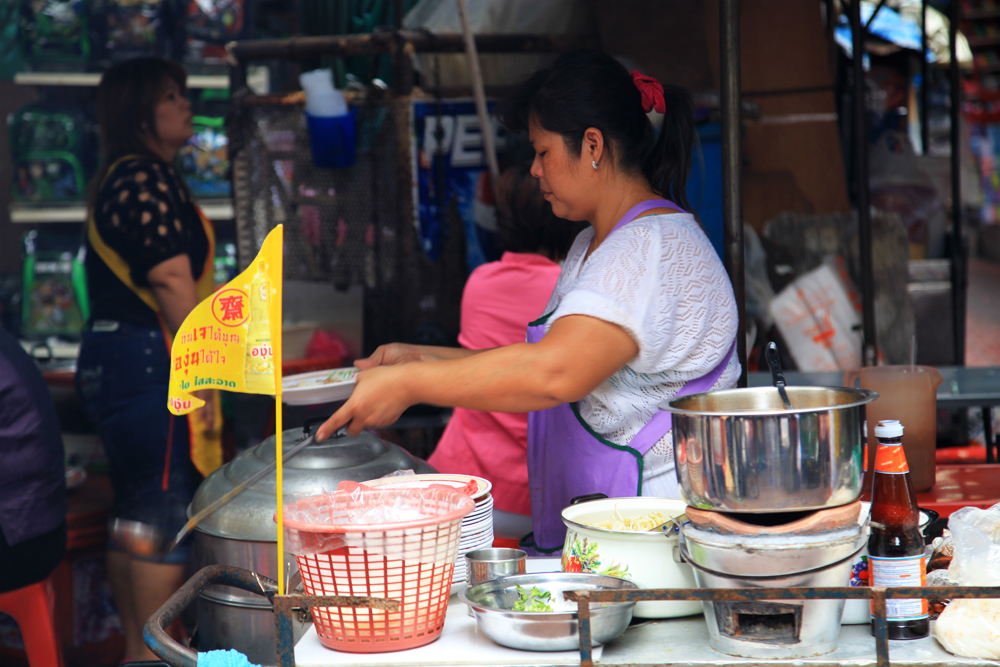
[0,577,64,667]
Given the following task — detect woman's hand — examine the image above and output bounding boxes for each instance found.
[315,366,413,438]
[355,343,482,369]
[355,343,424,369]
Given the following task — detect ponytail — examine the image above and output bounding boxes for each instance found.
[647,85,694,211]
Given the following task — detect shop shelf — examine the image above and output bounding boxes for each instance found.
[14,72,229,89]
[9,199,234,223]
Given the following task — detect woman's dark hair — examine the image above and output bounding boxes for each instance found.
[495,49,694,210]
[496,163,584,259]
[88,57,188,208]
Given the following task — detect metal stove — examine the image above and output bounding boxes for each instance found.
[680,501,868,659]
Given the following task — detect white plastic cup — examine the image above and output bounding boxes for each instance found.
[299,69,347,117]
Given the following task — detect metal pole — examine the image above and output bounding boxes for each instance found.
[950,0,966,365]
[921,0,930,154]
[455,0,501,196]
[851,0,878,367]
[720,0,747,387]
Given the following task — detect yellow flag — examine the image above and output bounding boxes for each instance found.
[168,225,283,414]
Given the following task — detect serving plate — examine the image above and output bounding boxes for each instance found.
[281,367,359,405]
[361,474,492,500]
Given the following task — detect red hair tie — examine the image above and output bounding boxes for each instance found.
[631,69,666,114]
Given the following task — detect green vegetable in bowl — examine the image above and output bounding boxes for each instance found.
[512,585,553,612]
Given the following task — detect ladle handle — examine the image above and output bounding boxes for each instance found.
[168,426,347,550]
[766,342,793,410]
[766,342,787,388]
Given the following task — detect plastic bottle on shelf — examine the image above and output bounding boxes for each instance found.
[868,419,929,640]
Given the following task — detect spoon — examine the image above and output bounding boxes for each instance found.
[111,425,347,556]
[766,342,793,410]
[649,513,688,533]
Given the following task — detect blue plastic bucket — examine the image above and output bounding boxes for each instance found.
[305,110,356,169]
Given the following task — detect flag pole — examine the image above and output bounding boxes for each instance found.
[273,226,285,597]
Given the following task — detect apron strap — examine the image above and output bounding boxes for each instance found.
[608,199,681,236]
[87,156,217,341]
[628,339,737,455]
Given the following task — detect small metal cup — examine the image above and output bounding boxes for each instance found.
[465,548,527,587]
[464,548,527,616]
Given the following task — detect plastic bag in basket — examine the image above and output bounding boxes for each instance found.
[280,483,474,559]
[934,503,1000,659]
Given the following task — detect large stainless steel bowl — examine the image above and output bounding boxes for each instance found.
[459,573,637,651]
[662,386,877,513]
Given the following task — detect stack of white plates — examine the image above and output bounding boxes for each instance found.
[452,490,495,588]
[359,473,495,589]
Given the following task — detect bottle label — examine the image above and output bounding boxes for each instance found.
[863,442,868,472]
[874,442,909,474]
[868,555,929,621]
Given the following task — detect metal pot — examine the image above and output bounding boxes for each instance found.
[662,386,878,513]
[188,418,435,664]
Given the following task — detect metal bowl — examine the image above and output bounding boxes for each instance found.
[458,573,637,651]
[662,386,878,513]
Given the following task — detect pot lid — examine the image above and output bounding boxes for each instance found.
[188,420,436,541]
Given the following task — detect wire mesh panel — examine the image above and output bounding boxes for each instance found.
[229,90,465,354]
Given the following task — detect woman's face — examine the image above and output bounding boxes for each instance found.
[152,79,193,151]
[529,118,596,222]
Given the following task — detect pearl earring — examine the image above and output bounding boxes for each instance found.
[592,160,599,170]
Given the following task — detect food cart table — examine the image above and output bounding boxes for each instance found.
[916,464,1000,517]
[294,600,994,667]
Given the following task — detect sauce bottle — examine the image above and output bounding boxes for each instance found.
[243,260,274,393]
[868,419,929,640]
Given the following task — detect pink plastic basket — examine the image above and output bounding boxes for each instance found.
[282,487,474,652]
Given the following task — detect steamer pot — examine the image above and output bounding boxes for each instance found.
[188,419,435,664]
[662,386,878,513]
[560,496,701,619]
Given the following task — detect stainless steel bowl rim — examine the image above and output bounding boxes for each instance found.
[459,572,638,616]
[680,542,866,580]
[660,385,878,416]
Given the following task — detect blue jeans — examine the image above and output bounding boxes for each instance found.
[76,322,203,563]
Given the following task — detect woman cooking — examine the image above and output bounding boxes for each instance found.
[317,49,739,553]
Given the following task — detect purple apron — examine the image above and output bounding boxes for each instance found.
[522,199,736,553]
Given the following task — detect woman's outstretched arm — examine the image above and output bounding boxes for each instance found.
[316,314,638,438]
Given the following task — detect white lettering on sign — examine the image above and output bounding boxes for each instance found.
[422,116,455,156]
[452,115,483,166]
[422,113,506,167]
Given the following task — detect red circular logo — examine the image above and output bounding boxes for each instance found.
[211,288,249,327]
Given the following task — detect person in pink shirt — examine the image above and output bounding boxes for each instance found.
[429,164,583,539]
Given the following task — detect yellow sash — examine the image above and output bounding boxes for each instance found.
[87,155,223,477]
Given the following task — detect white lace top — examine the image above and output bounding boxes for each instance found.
[538,212,741,497]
